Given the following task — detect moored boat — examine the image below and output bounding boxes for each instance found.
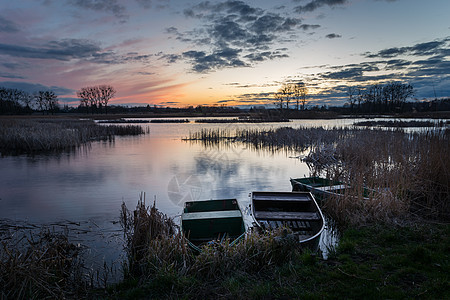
[181,199,246,252]
[290,176,375,202]
[250,191,325,251]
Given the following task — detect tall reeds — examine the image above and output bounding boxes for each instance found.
[119,195,304,284]
[186,126,449,225]
[0,227,87,299]
[0,118,147,153]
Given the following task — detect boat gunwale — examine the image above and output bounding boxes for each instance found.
[250,191,325,245]
[181,198,246,252]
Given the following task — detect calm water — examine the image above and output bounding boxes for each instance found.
[1,117,441,268]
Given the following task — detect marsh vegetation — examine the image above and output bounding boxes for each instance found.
[186,126,449,225]
[0,118,147,154]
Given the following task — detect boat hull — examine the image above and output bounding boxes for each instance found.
[290,176,375,202]
[181,199,246,252]
[251,191,325,251]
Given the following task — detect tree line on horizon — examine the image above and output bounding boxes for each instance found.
[0,85,116,115]
[0,87,59,115]
[346,82,414,113]
[1,82,449,115]
[273,81,418,114]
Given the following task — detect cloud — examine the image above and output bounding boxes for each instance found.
[135,0,169,9]
[299,24,321,31]
[182,48,248,73]
[0,73,25,79]
[0,39,101,61]
[294,0,348,14]
[167,1,302,72]
[0,81,74,95]
[0,16,20,33]
[68,0,128,20]
[0,38,153,65]
[365,37,449,58]
[325,33,341,39]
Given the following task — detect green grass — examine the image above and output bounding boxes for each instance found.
[106,220,449,299]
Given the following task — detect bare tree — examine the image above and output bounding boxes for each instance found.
[347,86,357,112]
[279,83,293,110]
[44,91,58,114]
[273,92,283,110]
[76,87,91,112]
[34,91,58,114]
[77,85,116,114]
[293,83,308,110]
[35,91,47,114]
[98,85,116,114]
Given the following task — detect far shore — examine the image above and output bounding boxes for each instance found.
[1,110,449,120]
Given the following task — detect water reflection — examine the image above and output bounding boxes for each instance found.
[4,119,398,268]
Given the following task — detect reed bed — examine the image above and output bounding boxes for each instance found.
[186,126,449,225]
[0,227,89,299]
[0,118,147,153]
[119,195,304,285]
[353,119,448,127]
[194,118,290,123]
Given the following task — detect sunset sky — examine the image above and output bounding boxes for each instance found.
[0,0,449,108]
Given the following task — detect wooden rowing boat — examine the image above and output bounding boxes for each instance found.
[290,176,375,202]
[250,191,325,250]
[181,199,246,252]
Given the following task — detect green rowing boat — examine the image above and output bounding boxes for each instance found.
[181,199,246,252]
[290,176,376,202]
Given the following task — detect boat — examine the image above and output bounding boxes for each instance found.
[181,199,246,252]
[290,176,376,202]
[250,191,325,250]
[290,176,346,202]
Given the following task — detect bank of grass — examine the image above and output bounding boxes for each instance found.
[107,199,449,299]
[0,118,147,154]
[2,197,448,299]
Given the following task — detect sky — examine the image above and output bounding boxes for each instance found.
[0,0,449,108]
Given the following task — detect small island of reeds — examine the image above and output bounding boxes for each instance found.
[0,118,148,154]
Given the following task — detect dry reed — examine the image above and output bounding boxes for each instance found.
[186,126,449,225]
[0,227,88,299]
[0,118,147,154]
[120,195,304,283]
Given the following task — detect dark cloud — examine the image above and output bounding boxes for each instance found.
[326,33,341,39]
[294,0,348,14]
[0,81,74,95]
[0,39,101,61]
[308,36,450,101]
[168,1,302,72]
[68,0,128,20]
[182,48,248,73]
[157,53,181,64]
[365,37,449,58]
[299,24,321,31]
[135,0,169,9]
[0,73,25,79]
[0,39,152,65]
[0,16,20,33]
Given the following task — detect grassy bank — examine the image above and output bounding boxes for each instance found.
[106,200,449,299]
[1,197,448,299]
[0,118,147,154]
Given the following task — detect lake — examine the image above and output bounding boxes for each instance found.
[1,117,438,271]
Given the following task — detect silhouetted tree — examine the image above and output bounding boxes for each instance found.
[35,91,58,114]
[77,85,116,114]
[347,86,357,112]
[98,85,116,114]
[292,83,308,110]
